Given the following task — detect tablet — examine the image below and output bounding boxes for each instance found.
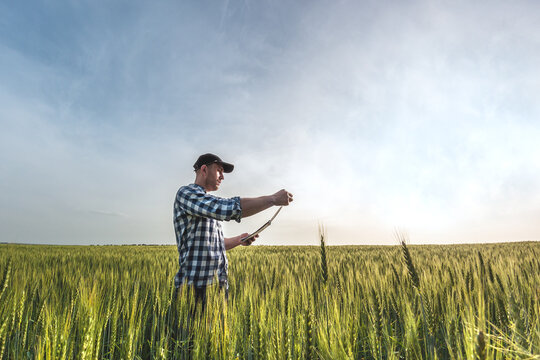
[240,206,283,242]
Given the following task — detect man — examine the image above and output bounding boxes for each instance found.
[173,153,293,308]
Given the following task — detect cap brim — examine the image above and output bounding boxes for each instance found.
[220,162,234,173]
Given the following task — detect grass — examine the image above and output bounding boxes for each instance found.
[0,241,539,359]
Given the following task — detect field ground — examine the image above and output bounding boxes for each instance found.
[0,242,539,359]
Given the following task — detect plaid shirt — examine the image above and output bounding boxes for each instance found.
[173,183,242,288]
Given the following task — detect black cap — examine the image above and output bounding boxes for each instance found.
[193,153,234,173]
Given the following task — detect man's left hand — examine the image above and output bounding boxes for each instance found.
[239,232,258,246]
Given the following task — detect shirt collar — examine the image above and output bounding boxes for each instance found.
[190,183,206,193]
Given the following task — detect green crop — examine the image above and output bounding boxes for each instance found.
[0,242,538,359]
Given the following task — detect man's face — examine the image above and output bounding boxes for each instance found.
[204,163,225,191]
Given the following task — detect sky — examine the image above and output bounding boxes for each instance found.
[1,0,540,246]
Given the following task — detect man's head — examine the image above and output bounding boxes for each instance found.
[193,153,234,192]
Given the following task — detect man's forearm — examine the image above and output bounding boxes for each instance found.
[240,195,275,218]
[224,235,242,250]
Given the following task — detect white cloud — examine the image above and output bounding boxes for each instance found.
[2,0,540,244]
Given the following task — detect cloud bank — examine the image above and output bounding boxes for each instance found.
[1,0,539,244]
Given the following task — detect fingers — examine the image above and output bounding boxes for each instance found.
[275,189,294,206]
[250,234,259,245]
[240,233,258,246]
[249,234,258,245]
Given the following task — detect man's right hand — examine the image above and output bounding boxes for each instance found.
[273,189,293,206]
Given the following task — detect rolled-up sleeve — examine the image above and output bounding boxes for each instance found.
[177,187,242,222]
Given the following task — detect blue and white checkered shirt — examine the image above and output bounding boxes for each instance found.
[173,183,242,288]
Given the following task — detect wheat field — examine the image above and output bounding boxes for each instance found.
[0,241,538,359]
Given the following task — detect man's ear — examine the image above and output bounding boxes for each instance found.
[200,164,208,175]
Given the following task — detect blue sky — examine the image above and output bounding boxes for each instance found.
[1,0,540,245]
